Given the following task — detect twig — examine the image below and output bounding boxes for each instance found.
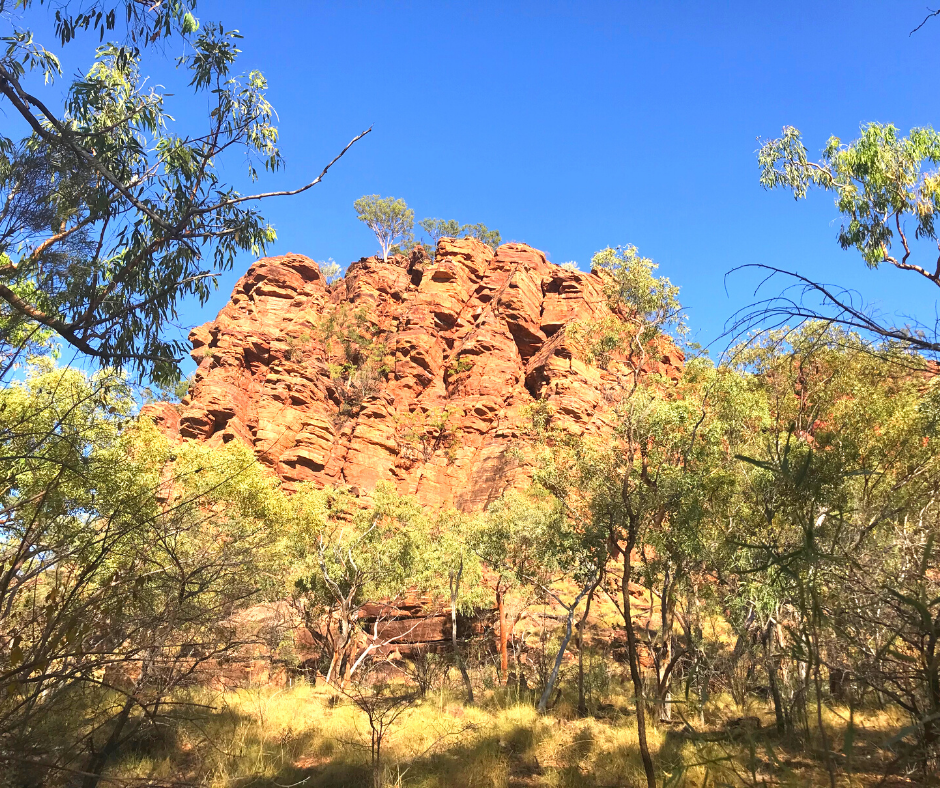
[910,7,940,35]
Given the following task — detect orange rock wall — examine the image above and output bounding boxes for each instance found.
[145,239,683,510]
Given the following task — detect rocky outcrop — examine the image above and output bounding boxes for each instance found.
[144,239,683,510]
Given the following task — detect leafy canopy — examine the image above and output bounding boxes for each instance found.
[742,123,940,355]
[419,218,462,244]
[592,245,685,335]
[759,123,940,272]
[320,258,342,284]
[354,195,414,263]
[0,360,283,775]
[419,217,501,250]
[567,245,685,374]
[0,2,367,382]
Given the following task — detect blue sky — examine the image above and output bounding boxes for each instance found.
[19,0,940,369]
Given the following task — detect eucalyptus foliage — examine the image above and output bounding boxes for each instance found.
[418,217,461,245]
[759,124,940,270]
[417,218,501,251]
[725,326,940,766]
[0,1,367,382]
[736,123,940,354]
[0,361,281,785]
[354,195,414,263]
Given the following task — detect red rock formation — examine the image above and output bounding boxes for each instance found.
[144,239,683,510]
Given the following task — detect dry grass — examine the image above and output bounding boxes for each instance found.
[109,680,922,788]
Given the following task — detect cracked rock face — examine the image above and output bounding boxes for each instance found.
[143,238,683,510]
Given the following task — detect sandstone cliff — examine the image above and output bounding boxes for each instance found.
[144,238,683,510]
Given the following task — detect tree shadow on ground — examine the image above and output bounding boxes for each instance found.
[657,715,929,788]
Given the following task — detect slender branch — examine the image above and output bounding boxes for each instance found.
[723,263,940,355]
[26,212,102,266]
[0,282,100,356]
[184,126,372,217]
[911,7,940,35]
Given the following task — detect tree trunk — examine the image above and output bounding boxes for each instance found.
[450,563,474,704]
[921,627,940,771]
[828,667,849,702]
[765,622,791,734]
[659,638,673,723]
[537,577,595,714]
[655,569,678,723]
[335,615,352,687]
[810,625,836,788]
[777,618,798,725]
[497,583,509,683]
[340,643,354,689]
[81,696,136,788]
[577,575,601,716]
[623,541,656,788]
[372,726,383,788]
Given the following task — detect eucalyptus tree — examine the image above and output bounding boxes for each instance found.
[519,432,618,715]
[0,0,368,381]
[460,222,501,250]
[732,124,940,357]
[418,219,501,248]
[320,258,342,285]
[0,363,282,786]
[568,245,685,388]
[418,218,461,245]
[354,195,414,263]
[544,243,688,787]
[525,242,758,780]
[468,505,525,685]
[726,325,940,778]
[628,359,753,723]
[0,6,368,783]
[429,508,486,703]
[479,486,607,714]
[286,482,442,687]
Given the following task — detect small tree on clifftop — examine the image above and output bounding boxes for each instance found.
[419,218,502,250]
[355,195,414,262]
[320,258,342,284]
[461,222,501,250]
[419,218,462,245]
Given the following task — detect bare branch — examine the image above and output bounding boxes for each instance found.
[186,126,373,218]
[722,263,940,357]
[910,7,940,35]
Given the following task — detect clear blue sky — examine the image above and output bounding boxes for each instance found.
[24,0,940,366]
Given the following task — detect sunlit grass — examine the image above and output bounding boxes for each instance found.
[109,678,914,788]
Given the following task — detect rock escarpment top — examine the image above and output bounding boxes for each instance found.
[144,238,683,510]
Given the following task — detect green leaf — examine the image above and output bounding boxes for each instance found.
[182,12,199,35]
[734,454,778,472]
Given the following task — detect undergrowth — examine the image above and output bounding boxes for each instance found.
[107,680,914,788]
